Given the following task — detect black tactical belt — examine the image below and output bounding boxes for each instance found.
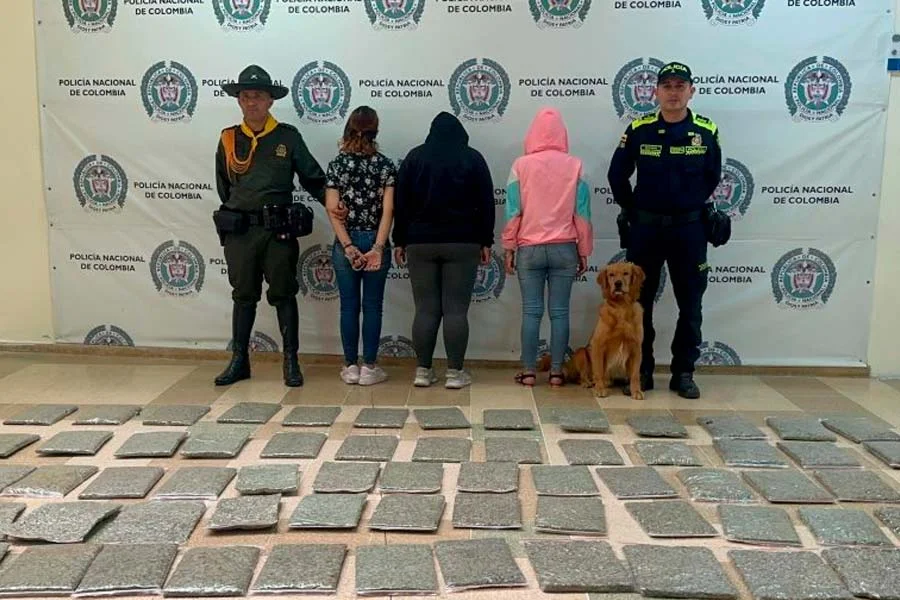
[634,209,703,227]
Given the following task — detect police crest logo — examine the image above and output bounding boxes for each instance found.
[63,0,117,33]
[228,331,279,352]
[141,61,198,124]
[364,0,425,30]
[785,56,852,122]
[150,239,205,297]
[701,0,764,26]
[608,250,666,303]
[377,335,417,358]
[771,247,837,310]
[449,58,511,123]
[697,341,741,366]
[528,0,592,29]
[471,251,506,302]
[297,244,339,301]
[292,61,352,124]
[711,157,754,220]
[612,57,666,121]
[83,324,134,346]
[275,144,287,158]
[212,0,271,31]
[73,154,128,213]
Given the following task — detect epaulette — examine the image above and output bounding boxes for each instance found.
[691,112,718,135]
[630,112,659,130]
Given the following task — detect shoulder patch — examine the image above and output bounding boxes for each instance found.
[630,113,659,130]
[692,113,717,135]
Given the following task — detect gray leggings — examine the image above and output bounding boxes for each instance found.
[406,243,481,370]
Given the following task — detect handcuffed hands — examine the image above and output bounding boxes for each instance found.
[363,249,382,271]
[344,245,367,270]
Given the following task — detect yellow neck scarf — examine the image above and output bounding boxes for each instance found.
[222,113,278,176]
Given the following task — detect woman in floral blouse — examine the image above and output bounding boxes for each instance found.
[325,106,396,385]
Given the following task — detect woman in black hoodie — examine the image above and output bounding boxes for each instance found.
[392,112,495,389]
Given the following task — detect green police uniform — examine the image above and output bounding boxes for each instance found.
[214,65,326,388]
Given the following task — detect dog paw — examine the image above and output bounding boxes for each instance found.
[632,390,644,400]
[595,386,609,398]
[581,380,593,389]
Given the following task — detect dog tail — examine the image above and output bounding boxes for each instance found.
[536,354,552,372]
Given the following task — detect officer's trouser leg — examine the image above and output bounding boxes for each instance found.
[224,226,266,305]
[667,221,709,376]
[626,224,665,378]
[261,234,302,386]
[216,228,266,385]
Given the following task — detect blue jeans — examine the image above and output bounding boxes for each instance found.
[331,230,391,365]
[516,242,578,372]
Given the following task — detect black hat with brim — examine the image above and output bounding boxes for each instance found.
[221,64,288,100]
[657,61,693,84]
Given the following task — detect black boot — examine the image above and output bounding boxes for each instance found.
[669,372,700,399]
[276,299,303,387]
[214,302,256,386]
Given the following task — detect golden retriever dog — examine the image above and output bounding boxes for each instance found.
[590,262,645,399]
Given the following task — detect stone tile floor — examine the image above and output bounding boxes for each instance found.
[0,351,897,598]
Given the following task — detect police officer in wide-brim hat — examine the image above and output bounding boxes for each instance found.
[221,65,289,100]
[212,64,329,388]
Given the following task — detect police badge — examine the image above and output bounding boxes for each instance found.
[275,144,287,158]
[692,134,702,146]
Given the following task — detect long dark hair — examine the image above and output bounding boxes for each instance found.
[340,106,379,156]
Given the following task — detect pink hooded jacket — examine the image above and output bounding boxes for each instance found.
[501,107,593,257]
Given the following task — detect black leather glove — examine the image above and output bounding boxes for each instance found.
[616,210,631,250]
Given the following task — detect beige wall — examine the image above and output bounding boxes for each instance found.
[0,0,53,344]
[1,0,898,374]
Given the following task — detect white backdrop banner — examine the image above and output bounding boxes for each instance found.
[34,0,891,367]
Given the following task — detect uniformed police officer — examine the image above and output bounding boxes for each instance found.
[214,65,341,387]
[607,61,722,399]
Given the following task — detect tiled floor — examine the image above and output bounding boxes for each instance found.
[0,350,898,599]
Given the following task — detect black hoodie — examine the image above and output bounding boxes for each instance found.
[392,112,495,248]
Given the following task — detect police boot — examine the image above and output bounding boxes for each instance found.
[276,299,303,387]
[214,302,256,386]
[669,372,700,399]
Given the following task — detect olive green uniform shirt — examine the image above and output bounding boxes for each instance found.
[216,122,326,211]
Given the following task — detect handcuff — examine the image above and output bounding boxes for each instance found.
[344,242,384,271]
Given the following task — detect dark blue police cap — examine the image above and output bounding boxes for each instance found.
[657,62,693,84]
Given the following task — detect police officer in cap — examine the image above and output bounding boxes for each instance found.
[214,65,345,387]
[607,61,723,399]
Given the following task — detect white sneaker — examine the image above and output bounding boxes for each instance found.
[359,365,388,386]
[341,364,360,384]
[414,367,438,387]
[445,369,472,389]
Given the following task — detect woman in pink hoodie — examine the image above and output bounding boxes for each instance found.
[502,107,593,387]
